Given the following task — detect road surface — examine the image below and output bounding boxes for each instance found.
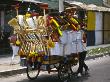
[0,55,110,82]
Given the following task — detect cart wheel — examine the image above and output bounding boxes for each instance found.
[26,61,40,80]
[58,64,71,82]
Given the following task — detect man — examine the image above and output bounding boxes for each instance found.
[8,33,20,65]
[76,28,89,76]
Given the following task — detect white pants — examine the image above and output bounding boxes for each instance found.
[11,45,19,60]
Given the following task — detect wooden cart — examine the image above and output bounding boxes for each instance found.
[8,7,83,81]
[16,28,79,81]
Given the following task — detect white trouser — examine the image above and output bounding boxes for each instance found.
[11,45,19,60]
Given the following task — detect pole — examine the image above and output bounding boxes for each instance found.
[59,0,64,12]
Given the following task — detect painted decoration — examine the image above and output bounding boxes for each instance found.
[87,11,96,31]
[95,12,103,45]
[87,31,95,46]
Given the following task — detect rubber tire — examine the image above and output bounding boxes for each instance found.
[58,64,71,82]
[26,61,40,80]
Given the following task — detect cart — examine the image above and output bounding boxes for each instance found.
[8,18,79,82]
[8,5,83,82]
[17,28,79,82]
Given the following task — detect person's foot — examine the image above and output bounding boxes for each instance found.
[85,68,89,75]
[75,72,83,77]
[77,73,82,77]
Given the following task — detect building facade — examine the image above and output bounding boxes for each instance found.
[0,0,44,55]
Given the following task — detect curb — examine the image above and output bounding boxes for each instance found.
[86,53,110,60]
[0,67,26,77]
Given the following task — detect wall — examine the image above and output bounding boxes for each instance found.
[95,12,103,45]
[87,11,95,46]
[103,12,110,44]
[87,11,103,46]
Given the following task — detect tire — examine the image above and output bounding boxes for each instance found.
[58,64,71,82]
[26,61,40,80]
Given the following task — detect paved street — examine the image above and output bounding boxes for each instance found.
[0,55,110,82]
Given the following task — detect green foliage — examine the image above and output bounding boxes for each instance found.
[87,46,110,56]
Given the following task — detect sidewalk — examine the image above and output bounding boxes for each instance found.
[0,44,110,77]
[0,55,26,77]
